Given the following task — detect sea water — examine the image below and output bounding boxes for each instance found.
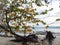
[33,26,60,32]
[32,26,60,36]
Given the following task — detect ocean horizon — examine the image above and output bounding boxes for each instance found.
[33,26,60,29]
[32,26,60,33]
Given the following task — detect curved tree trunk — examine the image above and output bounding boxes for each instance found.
[5,10,23,38]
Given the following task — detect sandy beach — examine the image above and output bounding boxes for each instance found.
[0,37,22,45]
[52,36,60,45]
[0,36,60,45]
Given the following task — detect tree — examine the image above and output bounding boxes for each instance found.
[0,0,46,36]
[0,0,58,38]
[0,0,59,45]
[0,0,47,45]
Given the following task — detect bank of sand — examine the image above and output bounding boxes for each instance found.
[0,36,60,45]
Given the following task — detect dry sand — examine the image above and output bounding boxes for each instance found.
[0,37,22,45]
[0,36,60,45]
[52,36,60,45]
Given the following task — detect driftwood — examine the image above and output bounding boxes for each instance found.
[14,34,38,42]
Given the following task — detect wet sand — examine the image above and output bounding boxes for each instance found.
[0,36,60,45]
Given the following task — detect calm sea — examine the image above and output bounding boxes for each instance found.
[33,26,60,33]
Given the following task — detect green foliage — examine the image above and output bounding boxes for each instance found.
[0,11,2,14]
[35,0,38,4]
[49,8,53,11]
[0,0,9,4]
[41,10,48,15]
[0,0,48,35]
[35,0,44,6]
[22,30,26,34]
[34,12,38,15]
[15,26,19,29]
[41,8,53,15]
[32,20,40,23]
[0,3,4,10]
[56,19,60,21]
[32,27,35,29]
[41,21,46,25]
[22,26,30,29]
